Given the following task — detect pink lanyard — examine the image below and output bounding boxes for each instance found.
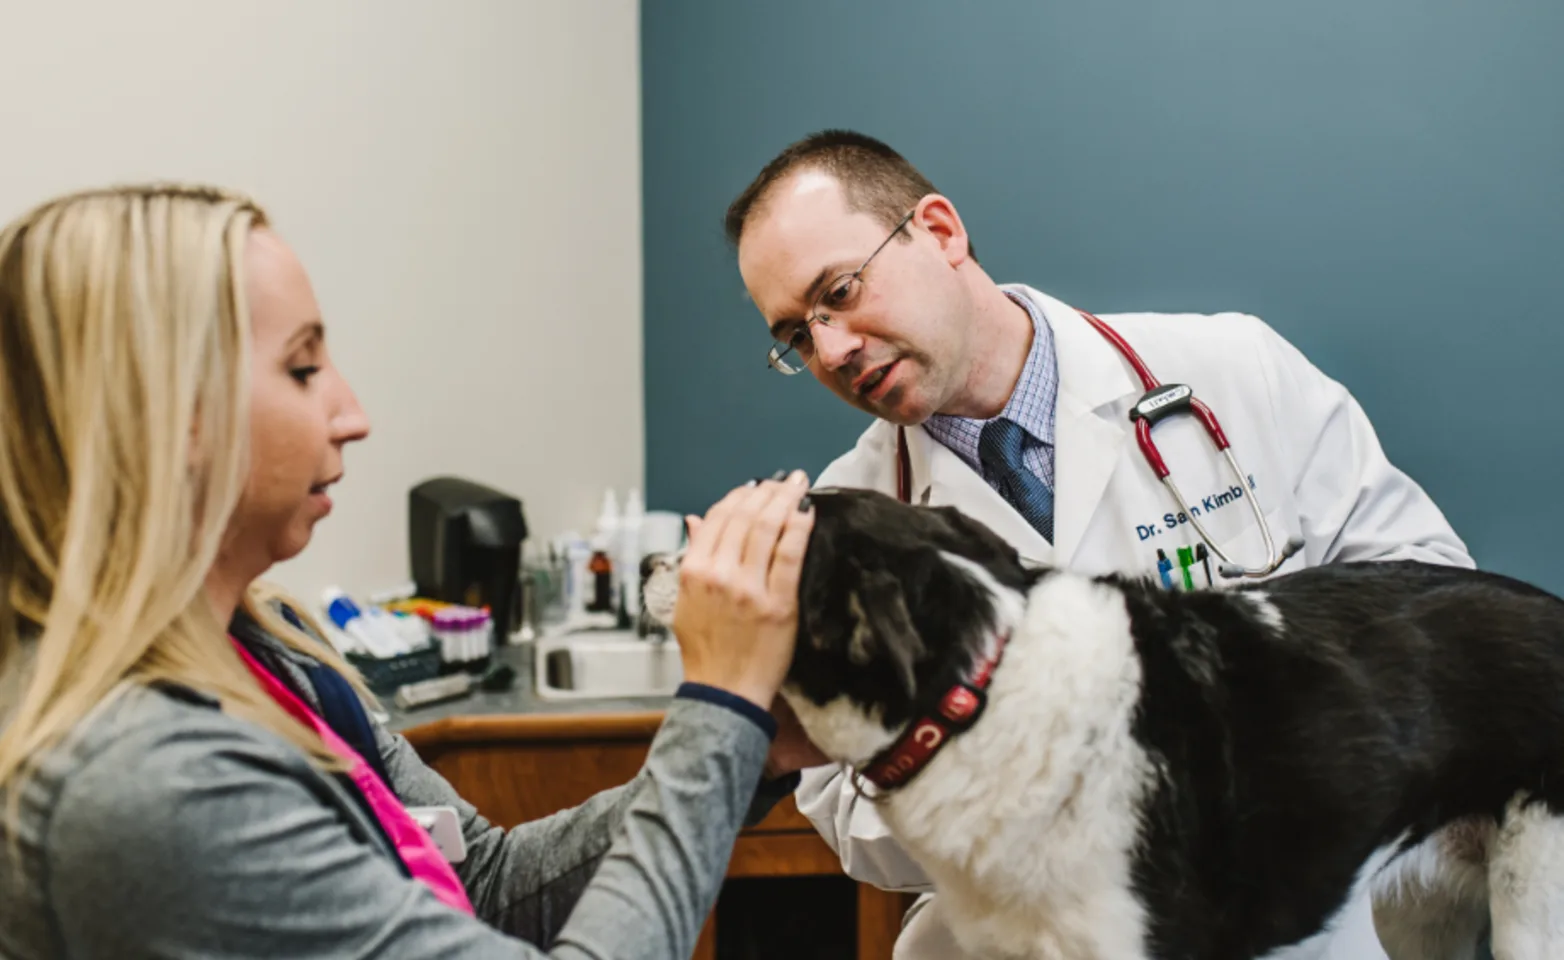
[231,639,476,915]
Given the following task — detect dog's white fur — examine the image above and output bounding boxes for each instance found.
[1486,794,1564,958]
[1371,823,1494,960]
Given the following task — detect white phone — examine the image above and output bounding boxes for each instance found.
[406,805,467,863]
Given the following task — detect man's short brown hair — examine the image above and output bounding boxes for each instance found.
[724,129,975,261]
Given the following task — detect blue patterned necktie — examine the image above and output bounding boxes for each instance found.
[978,418,1055,543]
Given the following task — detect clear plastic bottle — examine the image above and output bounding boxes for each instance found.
[619,488,644,621]
[322,587,403,658]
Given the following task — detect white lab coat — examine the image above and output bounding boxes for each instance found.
[800,285,1474,960]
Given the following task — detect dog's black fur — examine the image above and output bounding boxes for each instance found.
[790,487,1564,959]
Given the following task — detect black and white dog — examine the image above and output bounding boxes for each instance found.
[646,487,1564,960]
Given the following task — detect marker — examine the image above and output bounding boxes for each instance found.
[1177,545,1196,591]
[1156,549,1175,589]
[1195,543,1213,587]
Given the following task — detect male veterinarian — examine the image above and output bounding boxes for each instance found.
[726,130,1474,959]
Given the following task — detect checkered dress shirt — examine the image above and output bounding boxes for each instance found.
[924,292,1059,492]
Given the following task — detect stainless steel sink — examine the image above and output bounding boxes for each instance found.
[533,629,683,700]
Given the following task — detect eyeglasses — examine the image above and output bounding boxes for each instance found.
[766,209,915,375]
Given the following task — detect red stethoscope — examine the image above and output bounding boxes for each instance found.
[895,310,1303,579]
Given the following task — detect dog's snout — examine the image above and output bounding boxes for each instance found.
[640,551,682,627]
[642,553,676,579]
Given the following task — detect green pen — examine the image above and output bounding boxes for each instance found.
[1176,545,1196,590]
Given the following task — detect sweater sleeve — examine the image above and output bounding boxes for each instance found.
[378,692,778,948]
[45,697,769,959]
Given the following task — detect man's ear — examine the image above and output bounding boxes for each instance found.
[914,193,972,268]
[846,566,927,699]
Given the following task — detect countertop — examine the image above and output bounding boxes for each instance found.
[381,639,674,734]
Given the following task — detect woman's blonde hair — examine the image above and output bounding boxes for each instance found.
[0,184,374,810]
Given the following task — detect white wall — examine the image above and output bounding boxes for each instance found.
[0,0,645,605]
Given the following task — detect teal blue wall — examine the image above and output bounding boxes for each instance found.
[641,1,1564,591]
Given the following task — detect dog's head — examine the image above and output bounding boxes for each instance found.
[644,487,1040,752]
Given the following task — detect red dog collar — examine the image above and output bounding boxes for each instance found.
[858,633,1009,791]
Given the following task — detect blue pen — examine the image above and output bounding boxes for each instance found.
[1156,549,1175,589]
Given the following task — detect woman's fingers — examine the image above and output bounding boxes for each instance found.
[740,471,809,575]
[707,482,763,576]
[705,472,801,589]
[682,479,753,568]
[670,471,813,709]
[766,491,814,598]
[680,474,794,610]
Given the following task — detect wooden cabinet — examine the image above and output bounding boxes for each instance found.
[403,710,914,960]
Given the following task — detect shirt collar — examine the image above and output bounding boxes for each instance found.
[923,291,1059,461]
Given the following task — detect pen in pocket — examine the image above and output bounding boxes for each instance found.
[1156,549,1175,589]
[1177,545,1196,591]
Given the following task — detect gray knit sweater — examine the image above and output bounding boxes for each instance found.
[0,627,773,958]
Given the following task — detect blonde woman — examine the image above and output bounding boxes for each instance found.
[0,185,814,959]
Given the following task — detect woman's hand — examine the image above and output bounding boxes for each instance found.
[672,471,814,710]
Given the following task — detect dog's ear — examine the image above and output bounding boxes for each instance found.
[846,566,927,699]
